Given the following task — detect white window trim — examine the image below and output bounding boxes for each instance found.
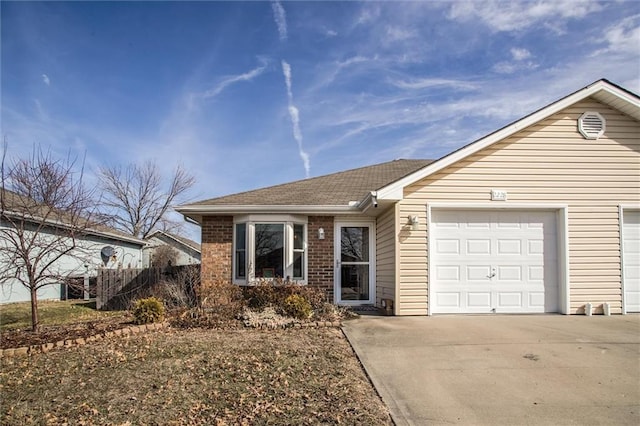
[233,215,308,285]
[334,220,376,305]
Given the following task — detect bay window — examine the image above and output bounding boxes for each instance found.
[233,217,307,284]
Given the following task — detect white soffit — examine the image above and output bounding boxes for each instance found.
[376,80,640,201]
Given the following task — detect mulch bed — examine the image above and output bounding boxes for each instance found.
[0,316,134,350]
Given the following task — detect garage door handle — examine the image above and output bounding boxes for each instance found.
[487,268,496,279]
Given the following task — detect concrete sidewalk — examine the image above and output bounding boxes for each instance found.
[342,315,640,426]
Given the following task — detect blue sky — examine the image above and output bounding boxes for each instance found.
[2,1,639,239]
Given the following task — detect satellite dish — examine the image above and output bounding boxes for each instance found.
[101,246,115,258]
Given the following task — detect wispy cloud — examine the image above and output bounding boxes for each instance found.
[41,74,50,86]
[390,77,477,91]
[592,14,640,56]
[493,47,538,74]
[271,1,287,41]
[448,0,602,33]
[281,60,310,177]
[510,47,531,61]
[192,58,268,103]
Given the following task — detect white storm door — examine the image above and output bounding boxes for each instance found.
[431,210,558,314]
[335,223,375,305]
[623,210,640,313]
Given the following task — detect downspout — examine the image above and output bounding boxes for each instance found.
[359,191,378,214]
[183,215,201,226]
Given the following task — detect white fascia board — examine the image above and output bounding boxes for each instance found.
[175,204,362,215]
[377,80,637,201]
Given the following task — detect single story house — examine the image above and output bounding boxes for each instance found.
[176,79,640,315]
[1,190,146,304]
[143,230,201,267]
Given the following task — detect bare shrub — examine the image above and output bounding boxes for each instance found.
[171,281,246,329]
[151,245,179,268]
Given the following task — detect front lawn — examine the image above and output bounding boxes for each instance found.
[0,327,391,425]
[0,299,129,331]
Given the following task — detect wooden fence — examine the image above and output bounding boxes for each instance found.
[96,265,199,310]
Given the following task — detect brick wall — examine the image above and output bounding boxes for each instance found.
[307,216,334,302]
[199,215,335,301]
[200,215,233,288]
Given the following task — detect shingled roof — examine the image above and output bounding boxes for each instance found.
[1,188,145,245]
[189,159,432,207]
[147,230,201,253]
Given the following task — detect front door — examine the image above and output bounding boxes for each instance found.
[335,223,375,305]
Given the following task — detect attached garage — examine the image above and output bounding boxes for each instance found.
[429,209,562,314]
[622,209,640,313]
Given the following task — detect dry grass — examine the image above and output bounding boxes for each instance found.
[0,327,391,425]
[0,300,128,331]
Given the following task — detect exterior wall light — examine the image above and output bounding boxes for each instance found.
[318,227,325,240]
[408,215,419,231]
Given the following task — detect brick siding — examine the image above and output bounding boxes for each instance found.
[200,216,233,288]
[307,216,335,302]
[199,215,335,301]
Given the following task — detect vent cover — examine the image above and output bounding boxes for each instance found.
[578,111,605,140]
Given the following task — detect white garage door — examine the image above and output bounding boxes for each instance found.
[623,210,640,313]
[431,210,559,314]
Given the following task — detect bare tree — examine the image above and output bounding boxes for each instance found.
[98,161,194,239]
[0,145,96,331]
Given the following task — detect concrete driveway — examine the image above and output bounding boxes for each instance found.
[342,315,640,425]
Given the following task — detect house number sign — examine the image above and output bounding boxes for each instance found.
[491,189,508,201]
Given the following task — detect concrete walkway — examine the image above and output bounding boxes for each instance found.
[342,315,640,426]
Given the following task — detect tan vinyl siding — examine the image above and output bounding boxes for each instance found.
[397,98,640,315]
[375,206,396,308]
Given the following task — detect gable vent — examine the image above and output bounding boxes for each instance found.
[578,111,605,140]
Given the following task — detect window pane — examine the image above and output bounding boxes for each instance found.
[293,251,303,279]
[235,224,246,279]
[236,250,246,279]
[294,224,304,250]
[235,224,246,250]
[255,224,284,278]
[340,264,369,300]
[341,227,369,262]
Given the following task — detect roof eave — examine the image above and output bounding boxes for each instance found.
[1,210,146,246]
[176,204,364,223]
[147,230,201,253]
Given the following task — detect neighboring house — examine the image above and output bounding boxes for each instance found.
[0,191,145,304]
[143,230,201,267]
[176,79,640,316]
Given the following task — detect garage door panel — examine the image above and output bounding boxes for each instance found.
[529,266,544,281]
[436,265,460,280]
[529,292,545,308]
[467,265,492,281]
[467,239,491,254]
[497,239,522,255]
[528,240,544,254]
[437,293,460,307]
[436,239,460,254]
[623,210,640,313]
[497,292,522,308]
[467,292,491,308]
[497,265,522,281]
[431,209,559,314]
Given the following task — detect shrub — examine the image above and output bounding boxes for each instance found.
[283,294,312,320]
[171,281,246,329]
[242,280,280,310]
[132,297,165,324]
